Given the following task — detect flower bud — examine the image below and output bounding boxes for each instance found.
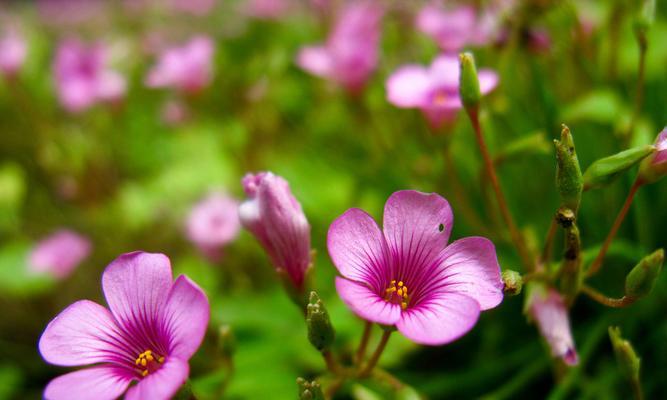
[608,326,641,383]
[624,248,663,299]
[239,172,311,293]
[502,270,523,296]
[638,128,667,184]
[634,0,655,34]
[458,52,481,109]
[297,377,325,400]
[306,291,335,352]
[217,324,236,360]
[583,145,655,190]
[554,125,583,213]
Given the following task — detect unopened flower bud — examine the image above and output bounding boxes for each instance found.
[297,377,325,400]
[583,145,655,190]
[458,52,481,109]
[555,125,583,213]
[624,248,663,299]
[634,0,655,35]
[608,326,641,383]
[306,291,335,352]
[638,128,667,184]
[502,270,523,296]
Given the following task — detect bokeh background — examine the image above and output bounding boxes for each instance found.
[0,0,666,399]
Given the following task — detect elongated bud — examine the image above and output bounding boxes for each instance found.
[459,52,481,109]
[634,0,655,35]
[638,128,667,184]
[297,378,325,400]
[608,326,641,383]
[555,208,582,304]
[306,291,335,352]
[555,125,583,213]
[502,270,523,296]
[218,325,236,359]
[624,248,663,299]
[583,145,655,190]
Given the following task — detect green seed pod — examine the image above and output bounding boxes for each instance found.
[459,52,481,109]
[555,125,583,213]
[306,291,335,352]
[583,145,655,190]
[624,249,664,299]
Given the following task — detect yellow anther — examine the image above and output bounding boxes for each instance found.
[146,354,154,362]
[142,370,148,377]
[402,286,408,295]
[141,358,147,367]
[401,302,408,310]
[158,356,165,363]
[398,281,404,287]
[397,289,403,296]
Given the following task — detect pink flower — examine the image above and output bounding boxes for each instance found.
[526,285,579,366]
[639,128,667,183]
[297,1,383,93]
[239,172,311,291]
[145,36,214,94]
[169,0,216,15]
[244,0,291,20]
[328,190,503,345]
[0,28,27,78]
[39,252,210,400]
[28,229,91,279]
[416,3,495,52]
[53,39,126,113]
[652,128,667,165]
[386,54,498,128]
[186,192,241,261]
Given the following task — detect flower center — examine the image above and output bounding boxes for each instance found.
[385,280,409,310]
[135,350,165,377]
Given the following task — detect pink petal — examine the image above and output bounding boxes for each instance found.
[428,54,460,88]
[125,357,189,400]
[382,190,453,279]
[44,366,132,400]
[327,208,390,290]
[296,46,333,78]
[102,252,173,331]
[433,237,503,310]
[396,292,480,345]
[161,275,210,360]
[653,128,667,165]
[386,65,431,108]
[528,286,579,365]
[335,277,401,325]
[39,300,129,367]
[96,70,126,101]
[478,69,499,95]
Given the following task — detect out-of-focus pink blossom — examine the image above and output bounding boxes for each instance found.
[386,54,498,129]
[639,128,667,184]
[37,0,106,26]
[416,3,496,52]
[28,229,91,279]
[244,0,291,20]
[170,0,216,15]
[146,36,215,94]
[186,192,240,262]
[0,28,27,78]
[53,39,126,113]
[297,1,383,93]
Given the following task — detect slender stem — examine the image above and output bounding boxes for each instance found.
[355,321,372,365]
[581,285,636,308]
[324,377,345,399]
[631,378,644,400]
[467,108,534,271]
[372,368,405,391]
[587,179,642,277]
[627,35,648,144]
[540,217,558,268]
[322,350,341,375]
[358,330,392,378]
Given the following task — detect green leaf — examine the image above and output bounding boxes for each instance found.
[583,145,655,190]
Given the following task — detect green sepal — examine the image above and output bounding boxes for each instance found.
[624,248,663,299]
[554,125,583,213]
[458,52,481,109]
[583,145,655,190]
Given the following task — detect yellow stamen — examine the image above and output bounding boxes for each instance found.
[158,356,165,363]
[398,281,404,287]
[142,370,148,377]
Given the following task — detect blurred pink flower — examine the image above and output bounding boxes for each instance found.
[639,128,667,183]
[386,54,498,128]
[37,0,106,26]
[53,39,126,113]
[527,285,579,366]
[328,190,503,345]
[0,28,27,78]
[652,128,667,165]
[170,0,216,15]
[416,3,496,52]
[146,36,215,94]
[186,192,240,262]
[29,229,91,279]
[244,0,291,20]
[39,252,209,400]
[297,1,383,93]
[160,99,189,126]
[239,172,311,291]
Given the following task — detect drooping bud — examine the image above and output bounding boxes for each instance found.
[306,291,335,352]
[297,377,325,400]
[608,326,641,384]
[502,270,523,296]
[638,128,667,184]
[624,248,663,299]
[458,52,481,109]
[554,125,583,213]
[583,145,655,190]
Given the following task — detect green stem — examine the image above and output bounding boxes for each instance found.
[355,321,372,365]
[631,378,644,400]
[322,349,341,375]
[581,285,636,308]
[358,330,391,378]
[540,217,558,269]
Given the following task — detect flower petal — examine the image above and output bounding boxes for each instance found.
[296,46,332,78]
[478,69,499,95]
[125,357,189,400]
[39,300,130,367]
[528,286,579,365]
[328,208,390,290]
[335,277,401,325]
[428,54,460,88]
[162,275,210,359]
[431,237,503,310]
[43,366,132,400]
[396,292,480,345]
[382,190,453,281]
[386,65,431,108]
[102,252,172,333]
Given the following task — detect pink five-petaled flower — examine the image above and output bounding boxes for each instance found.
[28,229,91,279]
[328,190,503,345]
[186,192,241,262]
[239,172,311,292]
[639,128,667,184]
[386,54,498,129]
[0,28,27,78]
[297,1,383,93]
[145,36,214,94]
[416,3,495,53]
[39,252,210,400]
[526,284,579,366]
[53,39,126,113]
